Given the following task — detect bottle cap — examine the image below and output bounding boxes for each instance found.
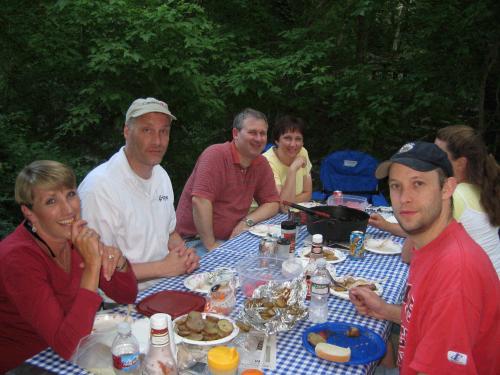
[241,370,264,375]
[150,313,169,329]
[281,220,296,230]
[312,234,323,243]
[316,258,327,267]
[277,237,291,245]
[117,322,131,335]
[207,346,239,371]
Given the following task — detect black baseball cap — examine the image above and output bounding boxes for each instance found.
[375,141,453,179]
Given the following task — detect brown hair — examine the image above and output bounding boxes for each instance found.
[15,160,77,207]
[436,125,500,226]
[272,115,305,143]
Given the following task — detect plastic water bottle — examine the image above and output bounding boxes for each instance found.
[308,258,332,323]
[112,322,141,374]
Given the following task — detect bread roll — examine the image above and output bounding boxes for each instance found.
[315,343,351,363]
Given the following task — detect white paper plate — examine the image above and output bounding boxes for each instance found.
[385,215,398,224]
[364,238,402,255]
[173,313,239,346]
[183,272,214,294]
[330,277,383,300]
[298,246,347,264]
[248,224,281,237]
[92,313,125,333]
[184,271,238,294]
[296,201,323,209]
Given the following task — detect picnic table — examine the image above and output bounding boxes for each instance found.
[26,212,408,374]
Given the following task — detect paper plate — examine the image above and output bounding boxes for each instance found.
[364,238,402,255]
[136,290,206,318]
[92,313,125,333]
[184,270,238,294]
[248,224,281,237]
[330,276,383,300]
[184,272,215,294]
[296,202,323,209]
[173,312,239,346]
[298,246,347,264]
[302,322,386,365]
[384,215,398,224]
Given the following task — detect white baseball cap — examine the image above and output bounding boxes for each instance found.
[125,97,177,123]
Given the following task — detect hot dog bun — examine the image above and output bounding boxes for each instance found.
[315,343,351,363]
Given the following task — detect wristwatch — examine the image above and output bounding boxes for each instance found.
[244,217,255,227]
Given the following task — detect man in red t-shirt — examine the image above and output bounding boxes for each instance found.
[349,141,499,375]
[176,108,280,255]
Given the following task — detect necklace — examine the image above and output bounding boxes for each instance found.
[24,220,71,272]
[53,247,71,273]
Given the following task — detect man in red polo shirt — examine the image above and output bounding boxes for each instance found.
[176,108,280,255]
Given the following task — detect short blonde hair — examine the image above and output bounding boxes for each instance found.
[15,160,76,207]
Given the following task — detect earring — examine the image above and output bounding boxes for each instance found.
[31,224,37,233]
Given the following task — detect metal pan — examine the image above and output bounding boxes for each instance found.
[306,205,369,242]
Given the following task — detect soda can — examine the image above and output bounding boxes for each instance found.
[349,230,365,259]
[333,190,343,205]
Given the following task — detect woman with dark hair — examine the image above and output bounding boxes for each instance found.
[0,160,138,372]
[263,115,312,211]
[434,125,500,273]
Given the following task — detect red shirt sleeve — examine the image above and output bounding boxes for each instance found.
[99,261,138,304]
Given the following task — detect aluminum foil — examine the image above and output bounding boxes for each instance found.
[237,277,308,335]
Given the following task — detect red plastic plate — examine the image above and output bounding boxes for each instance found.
[136,290,206,318]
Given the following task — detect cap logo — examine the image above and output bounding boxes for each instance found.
[143,98,167,108]
[398,142,415,154]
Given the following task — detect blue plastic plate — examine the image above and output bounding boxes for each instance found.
[302,322,386,365]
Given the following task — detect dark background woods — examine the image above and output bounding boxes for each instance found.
[1,0,499,238]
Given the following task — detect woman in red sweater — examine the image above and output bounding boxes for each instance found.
[0,160,138,372]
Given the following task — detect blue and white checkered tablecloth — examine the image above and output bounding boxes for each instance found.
[27,213,409,375]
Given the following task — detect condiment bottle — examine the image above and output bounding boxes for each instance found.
[310,234,324,260]
[112,322,141,374]
[207,346,239,375]
[206,282,237,315]
[280,221,297,254]
[276,237,291,258]
[141,313,177,375]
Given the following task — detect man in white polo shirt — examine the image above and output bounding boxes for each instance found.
[79,97,199,290]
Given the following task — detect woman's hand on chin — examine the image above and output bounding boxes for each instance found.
[71,220,102,270]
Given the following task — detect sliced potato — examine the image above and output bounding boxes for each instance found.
[187,311,202,320]
[217,319,234,334]
[186,332,204,341]
[186,317,205,332]
[236,320,251,332]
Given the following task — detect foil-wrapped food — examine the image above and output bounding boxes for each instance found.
[237,277,308,335]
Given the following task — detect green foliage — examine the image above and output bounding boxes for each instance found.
[1,0,499,238]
